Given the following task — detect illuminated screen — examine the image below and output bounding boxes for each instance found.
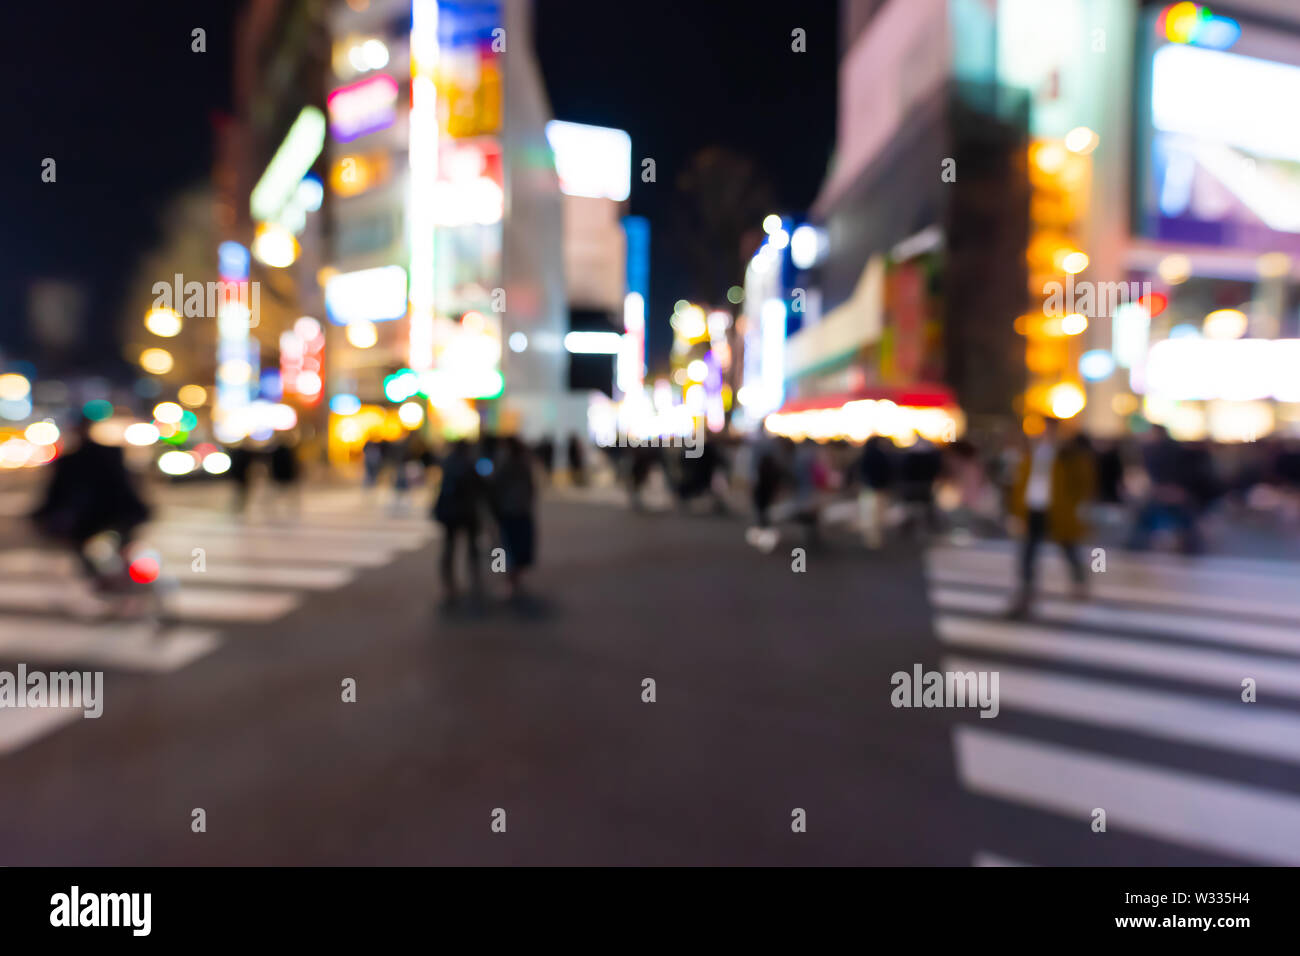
[1141,338,1300,401]
[545,121,632,201]
[325,266,408,324]
[1142,41,1300,251]
[328,75,399,143]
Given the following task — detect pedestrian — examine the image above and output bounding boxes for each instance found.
[491,436,537,599]
[857,435,896,549]
[1006,417,1095,618]
[752,438,785,528]
[535,437,555,481]
[432,439,485,603]
[362,437,384,488]
[898,437,942,537]
[267,438,301,520]
[229,443,255,514]
[1127,425,1201,554]
[1276,438,1300,524]
[791,440,828,544]
[628,444,655,511]
[31,415,152,608]
[566,432,587,487]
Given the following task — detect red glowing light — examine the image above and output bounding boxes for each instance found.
[128,558,160,584]
[1139,292,1168,317]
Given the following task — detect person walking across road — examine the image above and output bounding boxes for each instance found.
[432,440,485,604]
[1006,417,1095,619]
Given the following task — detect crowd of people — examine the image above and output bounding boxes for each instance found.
[593,423,1300,616]
[28,407,1300,620]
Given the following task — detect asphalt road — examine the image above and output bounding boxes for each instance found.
[1,478,1298,865]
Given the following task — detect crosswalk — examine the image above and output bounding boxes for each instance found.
[927,539,1300,865]
[0,489,436,755]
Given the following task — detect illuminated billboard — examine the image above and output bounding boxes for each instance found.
[1139,338,1300,401]
[328,75,400,143]
[325,266,408,324]
[250,107,326,222]
[545,121,632,202]
[1141,33,1300,252]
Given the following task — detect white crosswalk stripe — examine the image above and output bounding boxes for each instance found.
[0,494,436,755]
[927,540,1300,866]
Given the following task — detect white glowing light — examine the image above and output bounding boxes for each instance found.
[202,452,232,475]
[124,423,161,446]
[251,222,299,268]
[24,421,59,446]
[398,401,424,428]
[790,225,823,269]
[1065,126,1098,154]
[544,121,632,201]
[408,0,440,371]
[296,371,323,397]
[152,402,183,425]
[294,316,322,342]
[325,265,408,324]
[1153,44,1300,163]
[346,320,379,348]
[159,451,197,476]
[250,107,327,222]
[362,38,389,70]
[564,331,622,354]
[624,292,645,333]
[1142,338,1300,401]
[145,307,182,337]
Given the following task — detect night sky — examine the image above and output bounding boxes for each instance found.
[0,0,235,374]
[0,0,836,376]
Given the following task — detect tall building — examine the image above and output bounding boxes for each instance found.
[761,0,1300,446]
[212,0,331,448]
[756,0,1028,445]
[322,0,569,457]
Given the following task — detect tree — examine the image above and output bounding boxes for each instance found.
[672,147,777,307]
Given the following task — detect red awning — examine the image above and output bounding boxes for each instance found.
[776,383,956,414]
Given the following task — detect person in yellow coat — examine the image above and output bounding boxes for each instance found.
[1006,417,1096,618]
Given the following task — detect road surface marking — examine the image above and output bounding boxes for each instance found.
[172,564,355,589]
[146,537,397,566]
[0,707,83,756]
[926,563,1300,621]
[935,613,1300,697]
[930,588,1300,656]
[943,654,1300,764]
[928,546,1300,603]
[954,726,1300,865]
[932,539,1300,579]
[0,617,220,671]
[0,581,299,624]
[164,587,301,622]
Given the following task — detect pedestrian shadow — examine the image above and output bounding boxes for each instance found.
[436,592,559,625]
